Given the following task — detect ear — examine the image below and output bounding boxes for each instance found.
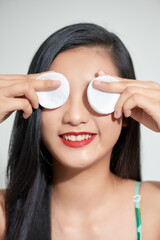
[122,114,129,127]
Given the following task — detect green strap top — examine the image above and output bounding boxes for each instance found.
[133,181,142,240]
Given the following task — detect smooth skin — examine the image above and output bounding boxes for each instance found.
[0,46,160,240]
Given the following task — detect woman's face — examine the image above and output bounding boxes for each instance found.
[41,46,123,169]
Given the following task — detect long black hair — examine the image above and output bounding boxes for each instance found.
[4,22,140,240]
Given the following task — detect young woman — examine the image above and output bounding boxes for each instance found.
[0,23,160,240]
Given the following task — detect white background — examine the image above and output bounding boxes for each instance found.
[0,0,160,188]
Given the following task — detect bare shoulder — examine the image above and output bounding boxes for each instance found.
[140,181,160,238]
[141,180,160,203]
[142,180,160,189]
[0,189,6,239]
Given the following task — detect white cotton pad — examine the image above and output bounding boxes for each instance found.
[87,75,120,114]
[36,72,70,109]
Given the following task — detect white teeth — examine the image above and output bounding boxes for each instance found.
[77,135,82,141]
[70,135,76,141]
[62,134,92,141]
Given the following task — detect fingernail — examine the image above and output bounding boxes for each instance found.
[23,113,29,119]
[93,80,101,87]
[99,70,105,75]
[34,103,39,109]
[114,111,119,118]
[114,110,122,118]
[52,80,61,87]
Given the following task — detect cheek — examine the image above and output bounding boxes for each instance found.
[98,114,122,146]
[41,111,57,146]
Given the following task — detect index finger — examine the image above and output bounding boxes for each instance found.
[0,71,61,90]
[92,76,155,93]
[31,79,61,91]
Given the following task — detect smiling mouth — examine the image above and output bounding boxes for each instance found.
[59,132,97,148]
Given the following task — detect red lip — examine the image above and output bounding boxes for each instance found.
[59,132,97,148]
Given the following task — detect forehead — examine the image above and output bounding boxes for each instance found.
[49,46,118,86]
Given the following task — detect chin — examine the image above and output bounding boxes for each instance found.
[52,152,98,170]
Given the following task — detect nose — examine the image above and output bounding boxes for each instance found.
[62,91,90,126]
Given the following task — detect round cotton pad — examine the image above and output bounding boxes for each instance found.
[36,72,70,109]
[87,75,120,114]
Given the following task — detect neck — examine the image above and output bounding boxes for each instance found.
[51,155,120,218]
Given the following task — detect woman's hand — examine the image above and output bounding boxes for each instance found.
[93,71,160,132]
[0,72,61,123]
